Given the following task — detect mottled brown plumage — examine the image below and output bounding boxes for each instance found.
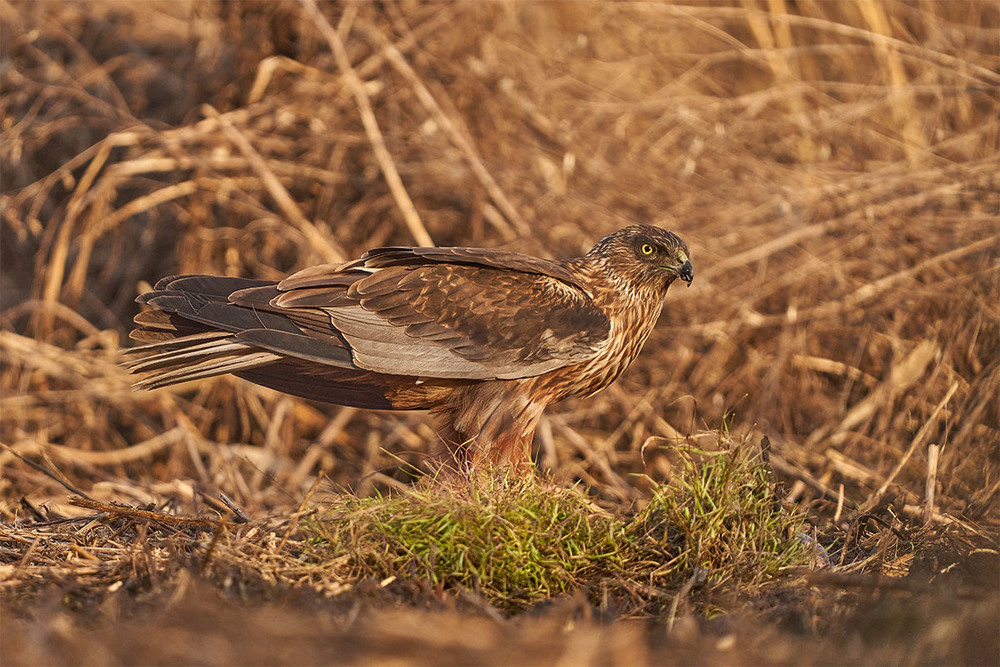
[125,225,692,469]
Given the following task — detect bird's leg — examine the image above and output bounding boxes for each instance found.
[472,430,536,470]
[433,380,546,472]
[434,418,535,471]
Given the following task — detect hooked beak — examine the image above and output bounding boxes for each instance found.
[672,259,693,286]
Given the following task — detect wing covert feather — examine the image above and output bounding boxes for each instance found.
[272,260,609,380]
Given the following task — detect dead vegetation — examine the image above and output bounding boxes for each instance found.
[1,1,998,664]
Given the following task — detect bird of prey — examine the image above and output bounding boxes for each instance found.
[125,225,692,469]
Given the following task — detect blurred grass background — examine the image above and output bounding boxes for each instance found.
[0,1,998,662]
[2,0,996,512]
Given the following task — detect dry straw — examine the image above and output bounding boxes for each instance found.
[1,1,997,661]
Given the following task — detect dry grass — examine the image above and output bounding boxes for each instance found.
[1,0,998,664]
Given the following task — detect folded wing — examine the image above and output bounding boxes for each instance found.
[127,246,611,399]
[268,250,610,379]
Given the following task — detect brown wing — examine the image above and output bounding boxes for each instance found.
[237,247,610,380]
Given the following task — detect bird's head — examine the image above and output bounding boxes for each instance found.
[588,225,693,295]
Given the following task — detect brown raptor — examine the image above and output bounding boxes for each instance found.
[125,225,692,469]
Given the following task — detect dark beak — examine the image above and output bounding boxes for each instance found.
[675,260,693,286]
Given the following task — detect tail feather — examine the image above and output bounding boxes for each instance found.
[124,336,253,373]
[133,349,283,390]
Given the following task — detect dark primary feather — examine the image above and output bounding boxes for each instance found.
[125,225,693,469]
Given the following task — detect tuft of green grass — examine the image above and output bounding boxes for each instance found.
[307,475,630,608]
[631,438,810,590]
[304,429,812,612]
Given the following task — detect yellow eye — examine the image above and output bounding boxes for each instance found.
[639,243,655,256]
